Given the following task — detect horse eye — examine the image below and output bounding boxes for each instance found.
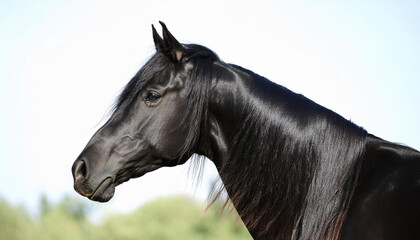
[145,91,161,103]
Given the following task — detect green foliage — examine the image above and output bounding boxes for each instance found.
[0,198,36,240]
[0,195,252,240]
[99,196,251,240]
[34,196,94,240]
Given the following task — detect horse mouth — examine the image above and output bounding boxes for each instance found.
[89,177,115,202]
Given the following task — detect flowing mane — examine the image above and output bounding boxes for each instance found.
[215,64,367,239]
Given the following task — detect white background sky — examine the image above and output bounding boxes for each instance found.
[1,0,419,220]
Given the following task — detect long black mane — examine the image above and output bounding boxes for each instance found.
[114,43,368,239]
[219,64,367,239]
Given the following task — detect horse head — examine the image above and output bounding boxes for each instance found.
[72,22,216,202]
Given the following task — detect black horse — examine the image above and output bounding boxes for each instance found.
[72,22,420,239]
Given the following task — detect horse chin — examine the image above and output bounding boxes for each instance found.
[88,177,115,202]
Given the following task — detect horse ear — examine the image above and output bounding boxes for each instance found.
[159,21,184,62]
[152,24,164,51]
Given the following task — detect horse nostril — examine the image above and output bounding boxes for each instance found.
[73,159,88,180]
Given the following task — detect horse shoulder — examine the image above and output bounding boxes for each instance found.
[341,134,420,240]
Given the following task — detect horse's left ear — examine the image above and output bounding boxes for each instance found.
[152,24,164,52]
[152,21,184,62]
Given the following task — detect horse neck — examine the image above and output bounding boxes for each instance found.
[200,64,304,237]
[199,63,367,239]
[201,62,316,168]
[196,63,253,164]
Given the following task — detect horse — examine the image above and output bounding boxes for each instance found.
[72,22,420,239]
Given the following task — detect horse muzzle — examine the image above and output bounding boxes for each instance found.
[72,158,115,202]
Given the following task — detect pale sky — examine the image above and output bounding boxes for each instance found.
[1,0,419,220]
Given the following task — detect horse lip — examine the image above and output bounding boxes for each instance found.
[88,177,115,202]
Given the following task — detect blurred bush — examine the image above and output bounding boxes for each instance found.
[0,195,251,240]
[0,198,36,240]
